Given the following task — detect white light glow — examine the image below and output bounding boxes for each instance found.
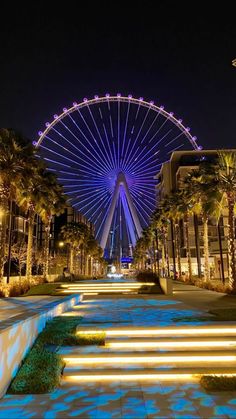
[63,355,236,364]
[107,341,236,349]
[85,327,236,337]
[64,373,196,382]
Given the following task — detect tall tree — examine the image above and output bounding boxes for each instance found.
[217,151,236,289]
[0,129,35,282]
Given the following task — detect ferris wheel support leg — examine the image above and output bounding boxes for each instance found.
[100,172,143,249]
[100,176,121,249]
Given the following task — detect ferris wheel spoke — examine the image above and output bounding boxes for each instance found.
[167,143,185,154]
[98,106,116,167]
[128,129,173,171]
[85,105,114,172]
[120,100,130,166]
[122,106,151,171]
[100,109,116,168]
[121,103,141,169]
[51,124,107,174]
[79,189,110,213]
[60,117,112,173]
[164,131,186,148]
[47,135,106,175]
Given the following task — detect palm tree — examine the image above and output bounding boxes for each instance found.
[39,173,66,279]
[185,167,222,282]
[216,151,236,289]
[0,129,35,282]
[61,222,88,275]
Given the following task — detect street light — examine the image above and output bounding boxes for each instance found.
[232,59,236,67]
[59,241,64,248]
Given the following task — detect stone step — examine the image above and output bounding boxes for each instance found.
[76,324,236,337]
[58,340,236,354]
[62,365,236,380]
[62,351,236,366]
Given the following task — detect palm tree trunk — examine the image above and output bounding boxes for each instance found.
[69,246,74,274]
[170,220,176,279]
[43,222,51,279]
[217,220,225,284]
[26,207,35,281]
[155,229,160,277]
[193,214,202,278]
[175,221,182,281]
[0,195,8,283]
[184,212,192,281]
[227,193,236,289]
[203,215,210,282]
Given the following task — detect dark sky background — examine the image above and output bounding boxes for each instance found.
[0,5,235,150]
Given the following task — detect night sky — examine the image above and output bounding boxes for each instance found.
[0,5,235,150]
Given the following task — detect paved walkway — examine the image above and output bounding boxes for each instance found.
[0,296,62,323]
[172,280,236,311]
[1,282,236,418]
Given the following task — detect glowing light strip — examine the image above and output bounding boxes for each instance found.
[60,283,154,287]
[107,341,236,349]
[64,374,195,382]
[103,327,236,336]
[64,355,236,364]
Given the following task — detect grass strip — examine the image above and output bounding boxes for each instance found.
[8,315,81,394]
[200,375,236,391]
[24,283,59,296]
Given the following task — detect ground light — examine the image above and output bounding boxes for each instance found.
[64,373,196,382]
[63,355,236,364]
[107,341,236,349]
[76,326,236,336]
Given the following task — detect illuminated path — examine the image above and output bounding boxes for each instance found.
[1,286,236,417]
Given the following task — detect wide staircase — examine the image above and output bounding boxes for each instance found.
[61,323,236,383]
[57,280,159,296]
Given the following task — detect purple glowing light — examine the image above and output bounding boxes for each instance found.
[186,127,190,132]
[128,94,132,99]
[178,119,183,124]
[38,131,43,136]
[160,105,164,110]
[45,122,50,127]
[117,93,121,97]
[139,97,143,101]
[73,102,78,107]
[83,98,88,102]
[94,95,99,99]
[32,141,37,146]
[63,108,67,112]
[193,136,197,141]
[54,114,58,119]
[105,93,110,98]
[150,101,154,105]
[169,112,174,116]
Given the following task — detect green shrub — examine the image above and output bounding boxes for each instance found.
[136,270,160,284]
[24,283,59,296]
[200,375,236,391]
[8,315,82,394]
[76,332,106,345]
[38,316,82,346]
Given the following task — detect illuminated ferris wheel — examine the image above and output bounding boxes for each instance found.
[35,94,199,256]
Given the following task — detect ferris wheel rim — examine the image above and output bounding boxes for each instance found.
[35,94,199,150]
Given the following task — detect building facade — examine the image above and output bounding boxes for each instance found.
[156,150,235,280]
